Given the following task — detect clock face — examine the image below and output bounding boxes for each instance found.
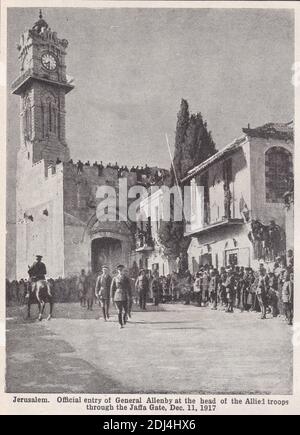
[41,52,57,71]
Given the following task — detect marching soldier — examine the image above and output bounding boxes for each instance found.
[95,266,112,321]
[135,269,149,310]
[111,265,132,329]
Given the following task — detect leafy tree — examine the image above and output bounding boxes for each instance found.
[171,99,189,183]
[158,195,190,262]
[159,100,217,271]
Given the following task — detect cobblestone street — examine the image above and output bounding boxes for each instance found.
[6,302,292,394]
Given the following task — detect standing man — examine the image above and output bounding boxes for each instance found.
[86,270,95,311]
[281,270,293,325]
[95,266,112,321]
[225,268,235,313]
[135,269,149,310]
[256,267,269,319]
[111,265,132,329]
[151,271,162,306]
[219,267,227,308]
[209,269,219,310]
[193,272,202,307]
[202,269,210,307]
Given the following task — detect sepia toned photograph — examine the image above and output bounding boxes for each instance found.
[5,3,294,397]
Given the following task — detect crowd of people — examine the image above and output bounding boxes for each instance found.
[174,258,294,325]
[69,159,167,184]
[6,254,293,327]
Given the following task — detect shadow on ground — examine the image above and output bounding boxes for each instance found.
[6,317,121,393]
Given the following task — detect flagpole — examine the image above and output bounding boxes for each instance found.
[165,133,183,207]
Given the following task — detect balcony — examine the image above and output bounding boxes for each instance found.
[135,230,154,252]
[185,204,244,237]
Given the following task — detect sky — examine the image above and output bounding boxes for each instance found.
[7,6,294,222]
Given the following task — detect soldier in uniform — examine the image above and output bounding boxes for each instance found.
[209,269,219,310]
[95,266,112,321]
[86,270,95,311]
[28,255,52,297]
[135,269,149,310]
[111,265,132,329]
[256,267,269,319]
[225,268,235,313]
[77,269,87,307]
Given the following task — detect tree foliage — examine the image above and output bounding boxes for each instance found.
[160,99,217,265]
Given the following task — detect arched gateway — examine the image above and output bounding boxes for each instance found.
[88,218,135,274]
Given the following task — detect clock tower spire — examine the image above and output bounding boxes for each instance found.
[11,10,74,166]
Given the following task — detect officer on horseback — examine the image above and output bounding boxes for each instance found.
[28,255,52,297]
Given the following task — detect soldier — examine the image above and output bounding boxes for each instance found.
[135,269,149,310]
[86,270,95,311]
[95,266,112,321]
[225,268,235,313]
[151,271,162,306]
[281,270,293,325]
[218,267,227,308]
[256,267,269,319]
[28,255,52,297]
[77,269,87,307]
[202,269,210,306]
[111,265,132,329]
[209,269,218,310]
[193,272,202,307]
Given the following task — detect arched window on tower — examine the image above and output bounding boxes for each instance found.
[49,102,52,132]
[53,106,57,134]
[265,147,293,203]
[41,92,58,138]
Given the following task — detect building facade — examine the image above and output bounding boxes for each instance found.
[134,189,177,276]
[182,122,293,271]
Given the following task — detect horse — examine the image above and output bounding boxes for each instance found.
[26,279,54,321]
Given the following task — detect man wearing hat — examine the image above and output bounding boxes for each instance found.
[225,268,235,313]
[95,266,112,321]
[110,265,132,328]
[256,266,269,319]
[77,269,88,307]
[28,255,52,297]
[135,269,149,310]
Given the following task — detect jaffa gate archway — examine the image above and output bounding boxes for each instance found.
[89,219,135,274]
[91,237,122,273]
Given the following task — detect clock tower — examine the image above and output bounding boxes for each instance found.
[12,10,74,166]
[12,11,74,279]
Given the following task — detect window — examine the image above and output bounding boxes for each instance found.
[223,158,232,186]
[225,249,238,267]
[200,172,210,224]
[265,147,293,203]
[40,92,58,138]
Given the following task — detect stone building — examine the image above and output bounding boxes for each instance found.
[182,122,293,271]
[11,13,166,279]
[134,188,177,276]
